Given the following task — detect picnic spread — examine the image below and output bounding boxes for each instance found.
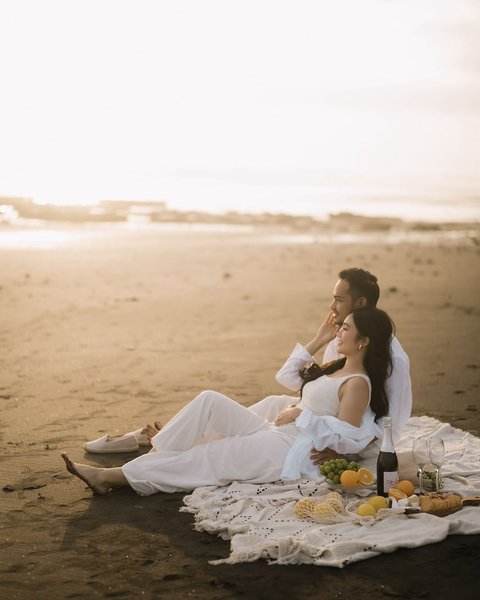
[181,416,480,567]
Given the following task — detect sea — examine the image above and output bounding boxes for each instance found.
[1,173,479,249]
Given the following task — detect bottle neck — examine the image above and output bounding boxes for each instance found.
[381,423,395,453]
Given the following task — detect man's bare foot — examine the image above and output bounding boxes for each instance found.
[145,421,163,442]
[61,453,110,495]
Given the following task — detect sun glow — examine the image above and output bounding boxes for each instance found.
[0,0,479,217]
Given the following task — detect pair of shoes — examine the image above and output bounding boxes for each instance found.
[83,427,150,454]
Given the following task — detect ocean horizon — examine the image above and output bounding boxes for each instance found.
[2,176,480,225]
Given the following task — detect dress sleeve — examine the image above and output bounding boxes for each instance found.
[275,343,315,392]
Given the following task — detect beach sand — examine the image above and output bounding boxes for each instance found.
[1,223,479,599]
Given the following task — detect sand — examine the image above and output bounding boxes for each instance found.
[1,222,479,599]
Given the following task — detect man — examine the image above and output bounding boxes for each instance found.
[85,268,412,462]
[250,267,412,465]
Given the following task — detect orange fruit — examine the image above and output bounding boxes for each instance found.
[388,488,408,501]
[396,480,415,497]
[340,469,359,488]
[357,467,375,485]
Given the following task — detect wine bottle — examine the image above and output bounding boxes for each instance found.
[376,416,399,497]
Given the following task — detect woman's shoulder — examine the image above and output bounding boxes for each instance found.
[337,374,372,398]
[328,372,370,383]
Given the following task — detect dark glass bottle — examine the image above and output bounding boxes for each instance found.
[376,417,399,497]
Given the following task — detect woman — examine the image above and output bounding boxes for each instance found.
[61,307,393,495]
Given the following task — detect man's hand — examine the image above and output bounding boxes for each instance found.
[310,447,344,466]
[274,407,302,426]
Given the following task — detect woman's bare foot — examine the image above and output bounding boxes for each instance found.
[61,453,110,495]
[145,421,163,442]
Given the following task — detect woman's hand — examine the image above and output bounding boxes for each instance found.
[304,311,339,356]
[274,406,302,426]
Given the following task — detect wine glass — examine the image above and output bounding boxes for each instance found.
[428,439,445,492]
[412,438,429,494]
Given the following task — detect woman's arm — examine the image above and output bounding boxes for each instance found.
[275,344,314,392]
[309,377,370,463]
[275,312,339,391]
[337,377,370,427]
[274,406,302,426]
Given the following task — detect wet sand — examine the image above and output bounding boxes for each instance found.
[1,223,479,599]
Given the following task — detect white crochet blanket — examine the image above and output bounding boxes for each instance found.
[181,417,480,567]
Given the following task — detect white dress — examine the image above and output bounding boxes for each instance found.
[275,337,412,443]
[281,373,378,480]
[323,336,412,442]
[122,374,377,496]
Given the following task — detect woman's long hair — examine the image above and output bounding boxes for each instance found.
[299,307,394,419]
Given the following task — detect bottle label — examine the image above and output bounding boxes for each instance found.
[383,471,399,491]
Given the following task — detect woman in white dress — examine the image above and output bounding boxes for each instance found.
[61,307,394,496]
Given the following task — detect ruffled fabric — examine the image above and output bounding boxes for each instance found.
[281,410,382,480]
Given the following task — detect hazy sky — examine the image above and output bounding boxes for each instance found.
[0,0,479,213]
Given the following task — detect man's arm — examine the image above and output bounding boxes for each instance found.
[311,447,344,465]
[385,351,412,442]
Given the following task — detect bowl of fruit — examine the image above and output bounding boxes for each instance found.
[319,458,376,491]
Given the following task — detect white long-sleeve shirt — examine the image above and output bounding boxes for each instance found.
[275,336,412,443]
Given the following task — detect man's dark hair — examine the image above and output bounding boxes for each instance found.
[338,268,380,307]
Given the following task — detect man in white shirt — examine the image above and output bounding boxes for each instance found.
[250,268,412,464]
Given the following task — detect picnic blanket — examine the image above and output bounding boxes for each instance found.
[181,416,480,567]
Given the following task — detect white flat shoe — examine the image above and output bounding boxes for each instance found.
[83,428,149,454]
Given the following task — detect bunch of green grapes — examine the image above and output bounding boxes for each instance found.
[319,458,360,485]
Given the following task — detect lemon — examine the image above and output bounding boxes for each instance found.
[297,498,317,510]
[323,491,343,503]
[325,499,343,512]
[356,503,377,517]
[294,498,318,518]
[313,503,337,517]
[323,491,344,510]
[367,496,389,512]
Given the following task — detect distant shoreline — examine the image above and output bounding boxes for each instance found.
[1,197,479,237]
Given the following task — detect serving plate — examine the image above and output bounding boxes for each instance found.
[325,482,376,494]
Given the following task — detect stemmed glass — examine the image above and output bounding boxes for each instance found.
[428,439,445,492]
[412,438,429,494]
